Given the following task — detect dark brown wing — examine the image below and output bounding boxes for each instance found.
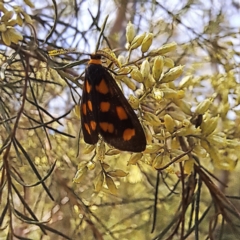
[95,66,146,152]
[80,65,99,145]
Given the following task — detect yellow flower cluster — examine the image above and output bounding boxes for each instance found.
[0,3,33,46]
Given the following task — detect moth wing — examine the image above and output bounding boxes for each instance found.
[96,69,146,152]
[80,68,99,144]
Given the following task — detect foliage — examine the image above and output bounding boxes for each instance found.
[0,0,240,239]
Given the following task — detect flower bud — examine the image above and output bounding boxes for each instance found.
[143,112,161,126]
[161,88,181,99]
[140,59,150,80]
[152,88,164,101]
[8,28,23,44]
[226,139,240,148]
[126,21,135,44]
[121,76,136,90]
[201,115,219,136]
[172,99,192,115]
[0,23,6,32]
[130,68,143,83]
[149,42,177,55]
[141,33,153,53]
[195,98,213,115]
[152,56,164,81]
[21,11,33,24]
[160,65,183,83]
[144,74,155,89]
[176,125,201,136]
[0,3,8,13]
[128,94,140,109]
[2,11,14,22]
[207,134,226,148]
[24,0,35,8]
[144,143,162,153]
[118,55,126,65]
[164,58,175,68]
[164,114,175,133]
[179,76,193,89]
[130,32,146,50]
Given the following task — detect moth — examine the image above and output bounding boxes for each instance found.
[80,54,146,152]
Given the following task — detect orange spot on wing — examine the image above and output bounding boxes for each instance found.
[100,102,110,112]
[123,128,135,141]
[116,106,128,120]
[100,122,108,132]
[100,122,114,133]
[96,79,109,94]
[84,123,91,134]
[85,80,92,93]
[108,123,114,133]
[87,100,93,111]
[82,103,87,115]
[90,121,96,130]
